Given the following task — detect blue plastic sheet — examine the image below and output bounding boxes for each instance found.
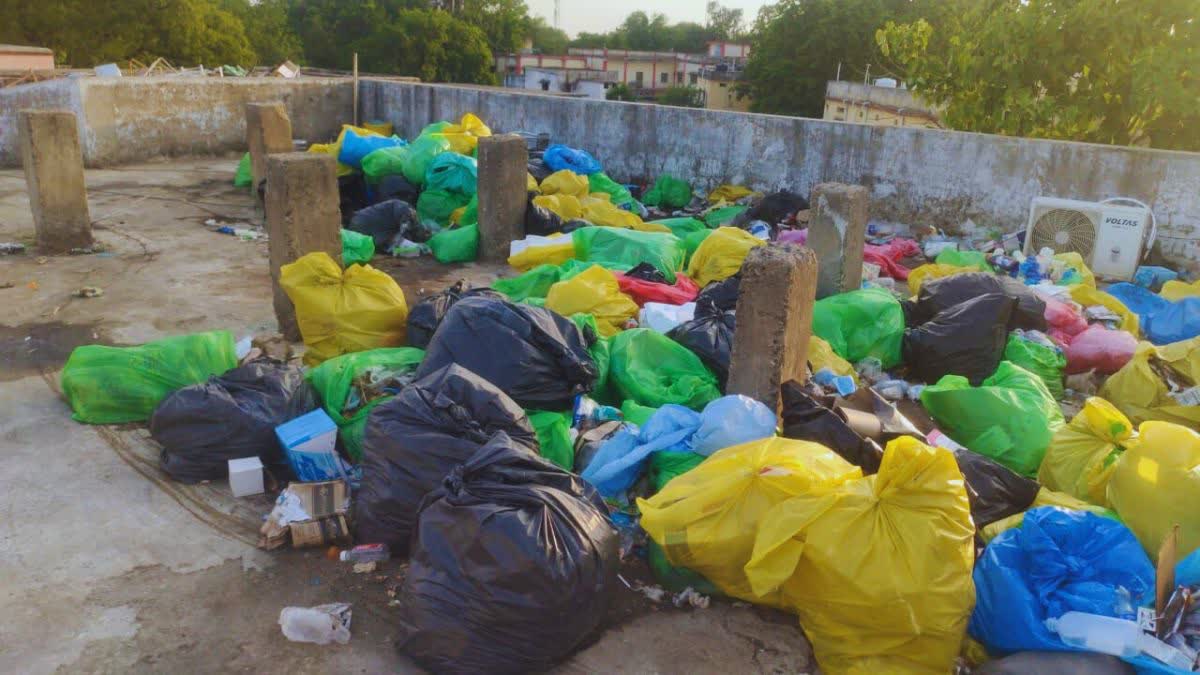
[691,395,776,456]
[543,144,602,175]
[1108,282,1200,345]
[1135,266,1179,292]
[969,507,1180,673]
[339,129,406,168]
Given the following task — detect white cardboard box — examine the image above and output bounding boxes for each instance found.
[228,456,265,497]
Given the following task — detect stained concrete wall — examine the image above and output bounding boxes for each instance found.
[361,79,1200,270]
[1,77,354,167]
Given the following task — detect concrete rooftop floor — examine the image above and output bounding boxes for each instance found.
[0,158,815,674]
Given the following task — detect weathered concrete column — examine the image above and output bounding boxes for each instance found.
[476,134,528,262]
[264,152,342,341]
[245,102,293,195]
[727,244,819,413]
[18,110,93,253]
[808,182,868,298]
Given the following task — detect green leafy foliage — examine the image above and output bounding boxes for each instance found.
[656,86,704,108]
[877,0,1200,151]
[568,4,745,53]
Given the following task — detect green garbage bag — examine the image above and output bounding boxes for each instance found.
[609,328,721,410]
[61,331,238,424]
[642,174,692,209]
[572,313,614,404]
[703,205,746,228]
[361,145,409,184]
[458,195,478,226]
[648,539,722,595]
[526,409,574,470]
[417,188,471,227]
[649,450,705,493]
[234,152,252,188]
[424,153,478,196]
[812,288,905,368]
[651,217,707,239]
[682,229,713,266]
[341,229,375,266]
[427,223,478,263]
[419,120,452,137]
[306,347,424,462]
[588,172,634,207]
[402,134,453,186]
[936,248,992,272]
[920,360,1065,477]
[621,399,659,426]
[1003,333,1066,400]
[495,259,631,303]
[572,226,685,278]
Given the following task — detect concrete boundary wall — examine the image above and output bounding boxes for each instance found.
[1,78,354,167]
[361,80,1200,270]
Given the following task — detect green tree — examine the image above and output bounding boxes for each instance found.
[219,0,302,65]
[528,16,568,54]
[606,82,633,100]
[706,1,744,41]
[571,31,611,49]
[460,0,529,54]
[877,0,1200,151]
[656,85,704,107]
[355,9,495,84]
[667,22,714,53]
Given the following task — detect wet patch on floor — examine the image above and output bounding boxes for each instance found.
[0,321,111,381]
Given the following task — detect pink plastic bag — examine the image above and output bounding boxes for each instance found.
[1044,296,1088,339]
[1065,325,1137,374]
[777,229,806,245]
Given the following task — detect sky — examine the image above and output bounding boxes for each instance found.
[525,0,772,39]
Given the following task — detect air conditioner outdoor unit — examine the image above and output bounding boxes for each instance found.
[1024,196,1155,281]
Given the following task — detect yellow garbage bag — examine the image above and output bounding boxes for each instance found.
[361,121,393,136]
[1109,421,1200,559]
[279,252,409,366]
[449,205,466,225]
[507,236,575,272]
[578,196,671,232]
[307,142,355,177]
[907,263,975,296]
[526,172,539,193]
[1068,284,1139,335]
[533,194,583,221]
[808,335,858,384]
[1054,252,1096,287]
[1161,279,1200,302]
[707,184,756,203]
[1038,397,1135,505]
[1099,336,1200,427]
[979,487,1113,544]
[744,437,976,675]
[440,112,491,154]
[540,170,590,197]
[545,265,638,336]
[686,226,765,287]
[638,437,862,605]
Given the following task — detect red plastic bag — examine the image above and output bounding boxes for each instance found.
[864,239,921,281]
[615,272,700,306]
[1066,325,1137,374]
[1044,296,1088,339]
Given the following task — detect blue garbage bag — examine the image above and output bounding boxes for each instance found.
[970,507,1179,672]
[582,405,699,497]
[543,144,602,175]
[1107,282,1200,345]
[339,128,406,169]
[1134,266,1178,292]
[691,395,776,456]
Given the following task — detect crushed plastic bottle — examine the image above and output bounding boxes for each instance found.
[279,603,352,645]
[1045,612,1142,659]
[573,395,623,430]
[854,357,886,385]
[748,221,771,240]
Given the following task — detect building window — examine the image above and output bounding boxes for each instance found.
[660,72,669,84]
[689,73,698,85]
[836,106,845,114]
[719,83,727,88]
[608,70,618,81]
[676,72,683,83]
[634,71,644,85]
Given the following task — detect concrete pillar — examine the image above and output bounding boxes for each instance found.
[264,152,342,341]
[727,244,819,414]
[808,182,868,298]
[476,134,528,262]
[18,110,93,253]
[245,102,293,195]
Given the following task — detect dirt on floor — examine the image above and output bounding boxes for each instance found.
[0,158,816,674]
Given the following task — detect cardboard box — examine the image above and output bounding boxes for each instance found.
[290,515,350,548]
[275,409,343,482]
[288,480,348,519]
[227,456,265,497]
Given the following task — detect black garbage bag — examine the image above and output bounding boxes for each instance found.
[337,173,369,224]
[694,274,740,316]
[406,281,503,349]
[735,190,808,226]
[666,310,736,385]
[912,272,1047,331]
[626,261,669,284]
[374,174,419,206]
[952,446,1040,530]
[903,293,1016,385]
[396,432,618,675]
[153,361,314,483]
[524,200,563,237]
[572,421,623,475]
[560,218,593,234]
[347,199,422,249]
[417,296,598,409]
[527,158,553,183]
[780,381,883,473]
[355,364,537,552]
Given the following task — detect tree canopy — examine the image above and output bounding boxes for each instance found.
[567,4,746,53]
[877,0,1200,151]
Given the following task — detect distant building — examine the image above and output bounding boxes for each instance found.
[823,80,942,129]
[0,44,54,71]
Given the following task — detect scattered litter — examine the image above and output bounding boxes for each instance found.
[0,242,25,254]
[74,286,103,298]
[352,561,377,574]
[278,603,351,645]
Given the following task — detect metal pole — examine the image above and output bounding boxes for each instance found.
[352,52,359,127]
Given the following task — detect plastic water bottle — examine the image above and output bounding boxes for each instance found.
[748,221,771,240]
[339,543,390,563]
[1019,255,1043,284]
[278,603,352,645]
[1045,612,1142,658]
